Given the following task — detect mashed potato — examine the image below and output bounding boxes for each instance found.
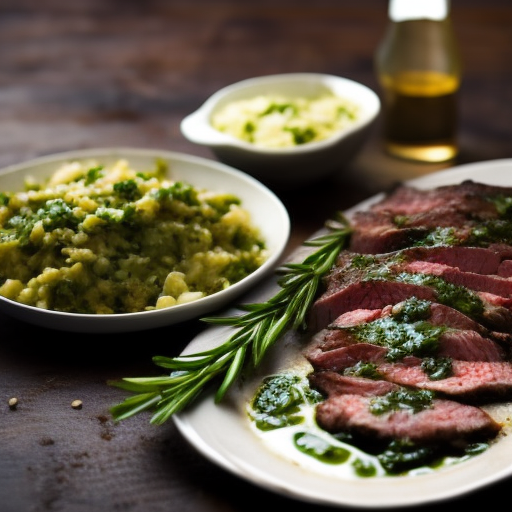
[211,94,360,148]
[0,158,268,314]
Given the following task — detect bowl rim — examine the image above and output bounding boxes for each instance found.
[180,72,381,155]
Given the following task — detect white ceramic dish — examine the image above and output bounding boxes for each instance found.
[0,148,290,333]
[174,158,512,508]
[180,73,380,187]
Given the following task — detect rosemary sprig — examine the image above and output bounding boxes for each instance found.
[109,213,352,425]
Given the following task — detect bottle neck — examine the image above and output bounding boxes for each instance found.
[389,0,450,22]
[376,0,461,80]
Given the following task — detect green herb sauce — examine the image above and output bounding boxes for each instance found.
[346,316,445,361]
[249,374,322,431]
[369,389,435,415]
[248,373,489,476]
[294,432,350,464]
[343,361,381,379]
[340,297,453,378]
[396,272,485,318]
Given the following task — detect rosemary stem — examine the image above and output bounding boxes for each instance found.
[108,215,352,424]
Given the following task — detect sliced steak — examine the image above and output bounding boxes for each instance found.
[301,180,512,449]
[377,359,512,402]
[330,300,512,347]
[308,371,400,397]
[348,211,472,254]
[336,245,512,276]
[331,301,478,330]
[306,341,392,371]
[314,394,501,444]
[347,180,512,253]
[311,280,436,330]
[309,279,512,333]
[330,308,384,326]
[498,260,512,277]
[364,181,512,217]
[328,252,512,299]
[404,260,512,298]
[305,327,505,371]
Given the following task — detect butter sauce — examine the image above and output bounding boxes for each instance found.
[211,94,360,149]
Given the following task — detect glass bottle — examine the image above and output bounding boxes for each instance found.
[375,0,462,163]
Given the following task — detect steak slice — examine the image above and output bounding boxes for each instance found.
[335,245,512,276]
[330,300,512,347]
[348,211,471,254]
[305,334,512,401]
[308,371,400,397]
[305,326,505,371]
[404,260,512,298]
[314,394,501,444]
[306,341,392,371]
[364,180,512,217]
[377,359,512,402]
[309,279,512,333]
[347,180,512,253]
[498,260,512,277]
[328,252,512,300]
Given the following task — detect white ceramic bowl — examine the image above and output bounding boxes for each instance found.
[180,73,381,187]
[0,147,290,333]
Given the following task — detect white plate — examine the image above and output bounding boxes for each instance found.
[174,158,512,508]
[0,147,290,333]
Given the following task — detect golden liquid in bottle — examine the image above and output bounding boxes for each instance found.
[379,70,459,163]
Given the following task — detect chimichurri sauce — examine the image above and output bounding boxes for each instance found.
[248,373,490,476]
[250,374,323,431]
[335,297,454,379]
[346,315,445,361]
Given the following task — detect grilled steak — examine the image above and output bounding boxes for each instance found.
[305,327,506,370]
[348,210,472,254]
[309,279,512,333]
[330,300,512,347]
[327,252,512,299]
[376,359,512,402]
[348,180,512,253]
[300,180,512,452]
[364,180,512,216]
[336,245,512,276]
[404,260,512,297]
[309,372,501,444]
[308,371,400,397]
[314,394,501,444]
[498,260,512,277]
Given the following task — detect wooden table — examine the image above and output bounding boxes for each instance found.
[1,1,511,511]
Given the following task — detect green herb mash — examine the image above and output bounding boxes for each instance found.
[0,158,267,314]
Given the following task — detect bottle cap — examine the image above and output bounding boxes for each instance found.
[389,0,449,22]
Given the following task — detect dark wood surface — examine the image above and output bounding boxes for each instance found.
[1,1,512,511]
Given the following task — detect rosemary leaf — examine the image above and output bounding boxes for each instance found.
[216,344,247,402]
[108,212,351,424]
[253,312,289,366]
[110,392,162,421]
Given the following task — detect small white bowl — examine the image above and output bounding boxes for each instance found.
[0,147,290,333]
[180,73,381,187]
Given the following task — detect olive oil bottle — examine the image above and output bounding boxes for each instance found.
[375,0,462,163]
